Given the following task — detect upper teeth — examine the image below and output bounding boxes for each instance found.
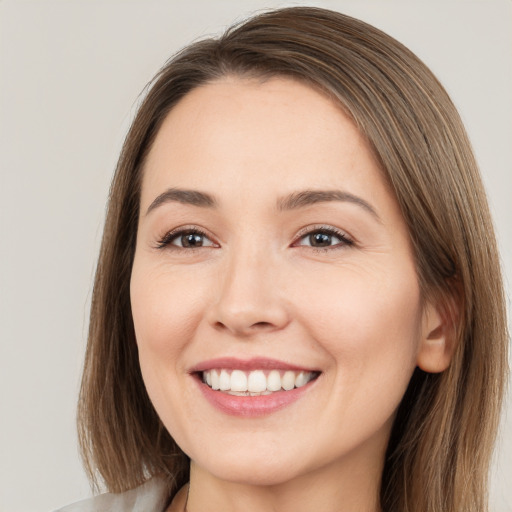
[202,369,316,394]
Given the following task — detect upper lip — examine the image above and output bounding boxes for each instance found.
[190,357,319,373]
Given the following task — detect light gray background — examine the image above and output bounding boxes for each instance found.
[0,1,510,511]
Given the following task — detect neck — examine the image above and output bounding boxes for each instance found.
[186,447,384,512]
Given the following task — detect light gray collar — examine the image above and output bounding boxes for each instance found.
[54,477,168,512]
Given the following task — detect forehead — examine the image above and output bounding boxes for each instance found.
[141,76,390,213]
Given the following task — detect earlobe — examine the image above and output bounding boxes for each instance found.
[416,295,459,373]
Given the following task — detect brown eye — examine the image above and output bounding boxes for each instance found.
[295,227,354,250]
[157,228,216,250]
[178,232,206,248]
[309,232,332,247]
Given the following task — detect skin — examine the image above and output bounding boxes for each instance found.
[130,77,451,512]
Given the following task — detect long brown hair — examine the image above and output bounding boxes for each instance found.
[78,7,508,511]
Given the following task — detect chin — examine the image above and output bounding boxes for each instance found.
[204,459,304,487]
[188,440,318,487]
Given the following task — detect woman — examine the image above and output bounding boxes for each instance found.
[57,6,508,512]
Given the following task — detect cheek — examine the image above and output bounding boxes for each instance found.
[295,260,422,387]
[129,263,212,436]
[287,262,423,459]
[130,265,207,361]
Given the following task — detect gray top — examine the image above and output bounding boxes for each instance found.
[54,478,169,512]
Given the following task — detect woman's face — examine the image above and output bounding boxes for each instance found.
[131,77,433,486]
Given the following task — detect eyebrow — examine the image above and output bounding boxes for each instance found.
[277,189,381,221]
[145,187,380,221]
[146,188,217,215]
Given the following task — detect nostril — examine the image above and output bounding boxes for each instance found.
[213,320,275,333]
[251,321,273,329]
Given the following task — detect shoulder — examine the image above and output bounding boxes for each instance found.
[53,477,169,512]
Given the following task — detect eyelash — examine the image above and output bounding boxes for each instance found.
[293,225,354,252]
[155,226,214,250]
[155,225,354,252]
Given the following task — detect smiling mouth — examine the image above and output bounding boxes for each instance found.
[200,369,320,396]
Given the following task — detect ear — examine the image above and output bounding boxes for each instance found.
[416,292,459,373]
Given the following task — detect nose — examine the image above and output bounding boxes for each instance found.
[206,245,291,337]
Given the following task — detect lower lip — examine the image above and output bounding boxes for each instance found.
[197,378,316,417]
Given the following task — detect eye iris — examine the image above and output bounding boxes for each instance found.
[182,232,203,247]
[310,232,331,247]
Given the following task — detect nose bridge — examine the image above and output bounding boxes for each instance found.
[209,237,289,335]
